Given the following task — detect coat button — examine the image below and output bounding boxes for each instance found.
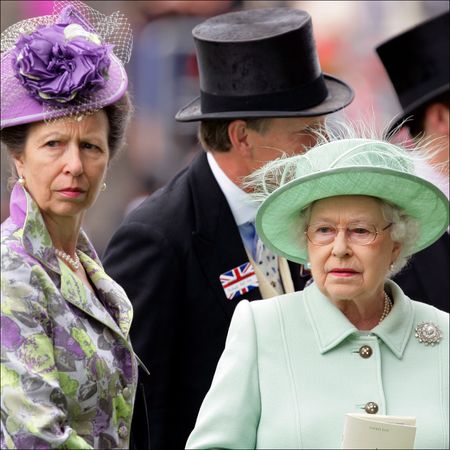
[358,345,373,358]
[364,401,379,414]
[118,424,128,438]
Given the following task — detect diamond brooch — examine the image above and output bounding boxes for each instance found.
[415,322,442,346]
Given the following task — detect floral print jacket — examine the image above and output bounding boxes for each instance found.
[1,184,139,449]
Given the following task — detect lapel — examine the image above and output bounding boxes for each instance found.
[14,183,132,340]
[189,153,263,319]
[56,249,134,341]
[79,251,133,338]
[59,260,124,338]
[304,281,413,358]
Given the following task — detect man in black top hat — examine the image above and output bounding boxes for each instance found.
[377,11,449,313]
[103,8,353,449]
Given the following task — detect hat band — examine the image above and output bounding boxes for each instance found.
[200,74,328,114]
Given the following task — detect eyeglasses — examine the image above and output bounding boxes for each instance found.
[305,222,393,246]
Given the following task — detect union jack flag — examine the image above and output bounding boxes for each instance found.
[220,262,259,300]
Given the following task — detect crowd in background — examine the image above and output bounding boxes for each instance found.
[1,0,449,254]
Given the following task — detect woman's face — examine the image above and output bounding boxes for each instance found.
[306,195,401,305]
[14,111,109,223]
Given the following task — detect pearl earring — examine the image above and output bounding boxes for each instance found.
[390,263,394,271]
[18,176,25,186]
[101,182,107,192]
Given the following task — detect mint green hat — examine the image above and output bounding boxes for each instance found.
[254,138,449,264]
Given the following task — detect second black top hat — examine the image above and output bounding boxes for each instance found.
[376,11,449,132]
[176,8,353,122]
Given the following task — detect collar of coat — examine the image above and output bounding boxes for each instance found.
[304,281,414,359]
[7,183,133,338]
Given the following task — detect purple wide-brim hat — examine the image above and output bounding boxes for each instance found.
[1,53,127,129]
[1,1,132,129]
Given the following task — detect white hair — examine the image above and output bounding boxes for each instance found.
[380,201,421,276]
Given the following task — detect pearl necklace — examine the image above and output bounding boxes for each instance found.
[378,291,392,324]
[55,248,80,271]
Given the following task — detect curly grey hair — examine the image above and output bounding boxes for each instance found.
[296,198,421,278]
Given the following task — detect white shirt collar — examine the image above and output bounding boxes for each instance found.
[207,152,258,226]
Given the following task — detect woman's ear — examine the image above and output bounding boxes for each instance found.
[13,156,24,176]
[391,241,402,265]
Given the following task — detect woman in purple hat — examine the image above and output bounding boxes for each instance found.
[0,2,144,448]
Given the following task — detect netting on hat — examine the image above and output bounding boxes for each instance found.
[52,1,132,65]
[1,0,132,126]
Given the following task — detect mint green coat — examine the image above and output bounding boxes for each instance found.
[186,281,449,449]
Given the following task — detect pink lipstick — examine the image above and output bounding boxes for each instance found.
[329,268,359,278]
[58,188,85,198]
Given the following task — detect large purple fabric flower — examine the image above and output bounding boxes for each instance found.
[13,22,112,105]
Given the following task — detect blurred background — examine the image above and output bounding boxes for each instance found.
[1,0,449,255]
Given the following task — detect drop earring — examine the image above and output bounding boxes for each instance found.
[390,263,394,271]
[101,182,107,192]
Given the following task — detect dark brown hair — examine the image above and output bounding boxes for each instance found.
[103,92,133,159]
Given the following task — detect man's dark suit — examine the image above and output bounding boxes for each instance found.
[393,233,449,312]
[103,151,309,449]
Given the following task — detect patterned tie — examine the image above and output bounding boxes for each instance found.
[238,221,284,294]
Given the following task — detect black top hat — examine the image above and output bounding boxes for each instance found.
[376,11,449,133]
[175,8,353,122]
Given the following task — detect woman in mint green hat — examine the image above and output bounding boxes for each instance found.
[186,126,449,449]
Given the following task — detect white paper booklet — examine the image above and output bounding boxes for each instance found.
[341,413,416,449]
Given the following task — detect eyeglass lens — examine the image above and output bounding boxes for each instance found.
[306,223,380,245]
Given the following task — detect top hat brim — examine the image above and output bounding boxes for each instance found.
[175,74,354,122]
[386,83,450,135]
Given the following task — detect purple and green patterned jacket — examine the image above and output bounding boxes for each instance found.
[1,183,139,449]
